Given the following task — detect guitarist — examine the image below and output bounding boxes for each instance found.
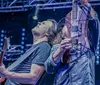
[0,19,58,85]
[45,0,98,85]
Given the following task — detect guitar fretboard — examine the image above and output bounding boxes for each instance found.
[72,3,78,20]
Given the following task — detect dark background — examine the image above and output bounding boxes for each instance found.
[0,5,100,84]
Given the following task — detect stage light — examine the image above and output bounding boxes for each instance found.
[97,51,99,54]
[21,28,26,54]
[22,37,25,40]
[1,34,4,37]
[21,46,24,49]
[0,47,2,50]
[33,16,38,20]
[33,6,39,20]
[0,39,3,42]
[1,30,4,33]
[0,43,3,46]
[21,50,24,54]
[21,41,24,45]
[97,56,99,59]
[22,33,25,36]
[22,28,25,32]
[96,61,99,65]
[97,46,99,50]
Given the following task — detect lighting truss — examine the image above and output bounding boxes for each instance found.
[3,44,32,61]
[0,0,100,12]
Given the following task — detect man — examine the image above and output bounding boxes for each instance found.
[45,0,99,85]
[0,19,58,85]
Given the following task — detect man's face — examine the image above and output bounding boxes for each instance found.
[32,20,53,37]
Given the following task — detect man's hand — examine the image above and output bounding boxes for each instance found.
[60,38,71,51]
[0,64,7,76]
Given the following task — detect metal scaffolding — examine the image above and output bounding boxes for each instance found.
[0,0,100,12]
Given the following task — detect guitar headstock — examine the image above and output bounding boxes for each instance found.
[79,0,88,6]
[2,37,10,52]
[72,0,88,5]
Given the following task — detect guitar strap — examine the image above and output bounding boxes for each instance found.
[7,45,37,71]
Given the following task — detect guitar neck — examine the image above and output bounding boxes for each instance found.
[71,2,79,26]
[0,50,5,65]
[0,37,9,66]
[71,1,80,45]
[72,3,78,20]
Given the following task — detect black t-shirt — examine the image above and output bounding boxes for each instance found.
[5,41,51,85]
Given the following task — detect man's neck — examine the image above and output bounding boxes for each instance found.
[33,36,48,45]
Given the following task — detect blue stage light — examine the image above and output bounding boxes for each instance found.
[22,28,25,32]
[96,61,99,65]
[1,30,4,33]
[21,41,24,45]
[22,33,25,36]
[21,46,24,49]
[1,34,4,37]
[97,56,99,59]
[96,51,99,54]
[0,38,4,42]
[22,37,25,40]
[21,50,24,54]
[0,43,3,46]
[97,46,99,50]
[0,47,2,50]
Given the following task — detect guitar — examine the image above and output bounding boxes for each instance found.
[0,37,9,83]
[63,0,89,63]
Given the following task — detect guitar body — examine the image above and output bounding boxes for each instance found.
[63,0,89,63]
[0,77,6,84]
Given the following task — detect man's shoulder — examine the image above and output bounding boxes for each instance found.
[38,41,51,49]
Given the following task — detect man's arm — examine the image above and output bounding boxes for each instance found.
[0,64,44,84]
[44,45,60,74]
[45,38,71,74]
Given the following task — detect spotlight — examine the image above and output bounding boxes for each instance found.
[33,16,38,20]
[1,30,4,33]
[0,47,2,50]
[97,56,99,59]
[96,61,99,65]
[1,34,4,37]
[22,33,25,36]
[21,46,24,49]
[0,39,3,42]
[97,46,99,50]
[21,50,24,54]
[96,51,99,54]
[21,41,24,45]
[22,37,25,40]
[0,43,3,46]
[22,28,25,32]
[33,6,39,20]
